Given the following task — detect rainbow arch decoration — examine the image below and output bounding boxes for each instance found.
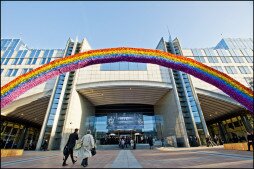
[1,47,253,112]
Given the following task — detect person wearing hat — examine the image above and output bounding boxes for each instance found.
[63,128,79,166]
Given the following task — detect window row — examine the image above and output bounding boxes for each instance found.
[192,48,253,57]
[1,49,56,65]
[193,56,253,63]
[2,68,33,77]
[211,66,252,74]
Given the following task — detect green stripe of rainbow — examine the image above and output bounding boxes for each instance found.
[1,47,253,112]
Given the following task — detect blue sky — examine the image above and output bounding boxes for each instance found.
[1,1,253,50]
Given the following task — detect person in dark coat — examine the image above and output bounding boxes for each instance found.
[41,139,48,151]
[247,131,254,151]
[148,136,154,149]
[63,128,79,166]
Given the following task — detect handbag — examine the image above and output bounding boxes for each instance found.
[75,141,83,150]
[63,146,69,156]
[91,147,96,156]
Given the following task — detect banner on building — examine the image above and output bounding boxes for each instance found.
[107,112,144,130]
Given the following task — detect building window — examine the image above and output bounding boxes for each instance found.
[12,50,23,65]
[211,66,224,72]
[238,66,251,74]
[1,50,14,65]
[7,39,20,50]
[232,56,244,63]
[21,68,33,75]
[207,57,219,63]
[1,39,12,50]
[194,57,206,63]
[5,69,18,77]
[220,56,232,63]
[1,69,4,75]
[101,62,147,71]
[225,66,238,74]
[244,77,253,90]
[245,56,253,63]
[31,50,41,64]
[26,50,41,65]
[40,50,54,64]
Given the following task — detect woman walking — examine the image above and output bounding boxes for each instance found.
[76,130,95,167]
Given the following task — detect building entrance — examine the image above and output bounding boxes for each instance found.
[93,104,158,145]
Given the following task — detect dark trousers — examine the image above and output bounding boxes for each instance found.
[247,141,253,151]
[81,158,88,166]
[63,148,75,164]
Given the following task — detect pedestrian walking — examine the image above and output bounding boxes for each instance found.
[148,135,154,149]
[247,131,254,151]
[75,130,95,167]
[41,139,48,151]
[130,139,134,149]
[62,128,79,166]
[121,139,125,149]
[161,138,165,147]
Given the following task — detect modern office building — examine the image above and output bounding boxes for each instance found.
[1,37,253,150]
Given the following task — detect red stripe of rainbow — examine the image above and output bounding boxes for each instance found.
[1,47,253,112]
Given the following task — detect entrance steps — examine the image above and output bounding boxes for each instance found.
[96,144,151,150]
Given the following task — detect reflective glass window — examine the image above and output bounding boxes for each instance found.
[232,56,244,63]
[129,62,138,70]
[101,63,110,70]
[21,68,29,74]
[225,66,238,74]
[12,50,25,65]
[119,62,129,70]
[26,50,36,65]
[17,50,27,65]
[212,66,224,72]
[110,63,120,70]
[100,62,147,71]
[1,69,4,75]
[245,56,253,63]
[238,66,251,74]
[31,50,41,64]
[2,50,14,65]
[220,56,232,63]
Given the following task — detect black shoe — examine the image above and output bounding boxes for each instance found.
[62,163,68,166]
[73,160,77,164]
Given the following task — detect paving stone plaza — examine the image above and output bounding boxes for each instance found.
[1,146,253,168]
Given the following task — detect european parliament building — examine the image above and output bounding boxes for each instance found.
[1,37,253,150]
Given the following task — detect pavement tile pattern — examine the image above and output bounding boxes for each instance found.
[1,146,253,168]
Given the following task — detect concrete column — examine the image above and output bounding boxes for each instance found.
[18,127,28,149]
[240,115,252,132]
[218,122,227,143]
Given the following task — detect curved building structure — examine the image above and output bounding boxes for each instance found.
[1,37,253,150]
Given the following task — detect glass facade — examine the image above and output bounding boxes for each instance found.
[238,66,251,74]
[211,66,224,73]
[208,114,253,144]
[215,38,253,50]
[41,50,54,64]
[5,69,18,77]
[0,119,40,150]
[225,66,238,74]
[94,112,157,144]
[191,49,206,63]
